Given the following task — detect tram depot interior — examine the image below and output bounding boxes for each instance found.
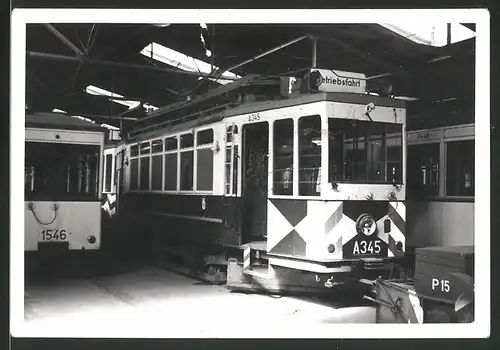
[22,22,476,328]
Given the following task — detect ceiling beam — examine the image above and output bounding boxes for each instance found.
[27,51,240,80]
[43,24,85,60]
[316,35,417,80]
[211,35,310,78]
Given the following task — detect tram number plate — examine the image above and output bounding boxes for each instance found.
[353,240,381,255]
[40,229,68,242]
[247,113,260,122]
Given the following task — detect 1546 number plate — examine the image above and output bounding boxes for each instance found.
[40,229,68,242]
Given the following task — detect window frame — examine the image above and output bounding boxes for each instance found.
[163,135,179,193]
[406,124,475,201]
[327,118,404,185]
[195,127,215,193]
[102,149,116,194]
[297,114,323,197]
[25,141,101,201]
[127,126,216,195]
[444,138,475,199]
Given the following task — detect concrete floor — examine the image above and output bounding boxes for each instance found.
[23,256,376,337]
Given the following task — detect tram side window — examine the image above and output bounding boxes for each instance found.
[151,154,163,190]
[25,142,100,200]
[180,151,193,190]
[273,119,294,195]
[446,140,474,197]
[130,158,138,190]
[139,157,150,190]
[196,129,214,191]
[129,145,139,190]
[407,143,440,198]
[225,125,239,195]
[180,133,194,191]
[105,154,113,192]
[298,115,321,196]
[164,136,178,191]
[151,139,163,191]
[164,153,177,191]
[139,142,151,190]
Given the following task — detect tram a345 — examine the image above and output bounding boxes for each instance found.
[104,71,408,292]
[25,112,105,266]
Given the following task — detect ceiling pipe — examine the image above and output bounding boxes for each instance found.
[311,37,318,68]
[210,35,310,79]
[27,51,240,80]
[43,24,85,60]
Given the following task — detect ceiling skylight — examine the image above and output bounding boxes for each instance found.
[380,23,475,47]
[140,42,241,85]
[52,108,95,124]
[85,85,159,111]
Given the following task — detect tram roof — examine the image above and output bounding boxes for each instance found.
[25,112,106,133]
[128,92,407,141]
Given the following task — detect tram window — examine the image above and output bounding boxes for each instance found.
[130,158,138,190]
[386,124,403,184]
[105,154,113,192]
[151,155,163,190]
[197,129,214,145]
[180,151,194,190]
[298,115,321,196]
[233,145,239,195]
[328,119,343,183]
[226,125,238,143]
[139,157,150,190]
[165,137,178,151]
[344,121,367,182]
[140,142,151,155]
[366,123,385,182]
[407,143,440,198]
[446,140,474,197]
[152,139,163,153]
[25,142,100,200]
[197,148,213,191]
[130,145,139,157]
[181,133,194,148]
[225,146,232,195]
[328,119,403,184]
[273,119,294,195]
[164,153,177,190]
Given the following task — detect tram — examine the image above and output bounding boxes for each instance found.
[24,112,105,266]
[406,123,475,249]
[104,70,409,293]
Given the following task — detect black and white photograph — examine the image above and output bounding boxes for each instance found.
[10,8,490,339]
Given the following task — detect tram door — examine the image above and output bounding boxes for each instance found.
[242,122,269,242]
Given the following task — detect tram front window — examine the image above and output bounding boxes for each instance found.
[328,119,403,184]
[25,142,100,201]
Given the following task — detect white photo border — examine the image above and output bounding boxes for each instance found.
[10,8,490,338]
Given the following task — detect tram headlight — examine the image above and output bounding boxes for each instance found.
[87,235,96,244]
[327,244,336,253]
[356,214,377,236]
